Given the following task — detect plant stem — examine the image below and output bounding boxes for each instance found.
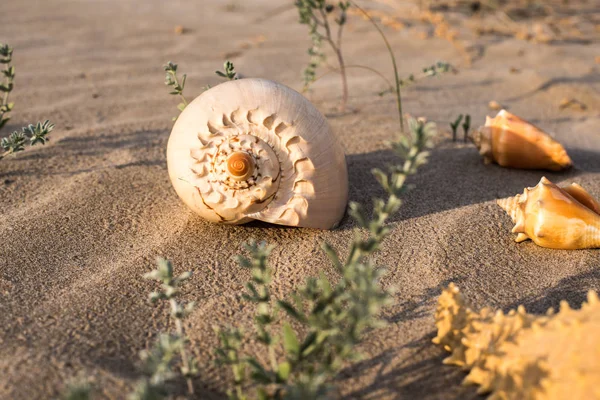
[171,299,194,395]
[350,0,404,133]
[318,7,348,112]
[171,71,188,107]
[334,48,348,112]
[268,345,278,373]
[1,88,8,113]
[335,7,349,112]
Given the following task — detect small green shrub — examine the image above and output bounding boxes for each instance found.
[0,43,55,161]
[215,117,435,399]
[139,258,198,397]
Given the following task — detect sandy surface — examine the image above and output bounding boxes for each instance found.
[1,0,600,398]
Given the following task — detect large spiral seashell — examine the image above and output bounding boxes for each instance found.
[472,110,572,171]
[497,177,600,249]
[166,78,349,229]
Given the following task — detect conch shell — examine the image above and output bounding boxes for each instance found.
[472,110,572,171]
[433,283,600,400]
[497,177,600,249]
[167,78,349,229]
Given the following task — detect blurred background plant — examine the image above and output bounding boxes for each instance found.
[295,1,452,129]
[296,0,351,112]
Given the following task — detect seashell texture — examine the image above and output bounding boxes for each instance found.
[167,78,349,229]
[497,177,600,249]
[472,110,572,171]
[433,283,600,400]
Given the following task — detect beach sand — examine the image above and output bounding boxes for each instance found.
[1,0,599,398]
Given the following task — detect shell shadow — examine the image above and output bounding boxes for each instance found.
[504,267,600,315]
[334,332,478,400]
[385,276,467,324]
[0,128,167,179]
[340,142,600,230]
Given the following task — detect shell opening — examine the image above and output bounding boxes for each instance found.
[227,151,255,181]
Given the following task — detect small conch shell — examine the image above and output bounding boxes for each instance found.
[167,78,349,229]
[472,110,572,171]
[497,177,600,249]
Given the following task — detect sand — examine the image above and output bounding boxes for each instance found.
[1,0,599,398]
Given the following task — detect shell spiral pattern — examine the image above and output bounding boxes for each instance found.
[167,79,349,229]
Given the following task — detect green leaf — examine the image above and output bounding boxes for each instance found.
[276,361,291,382]
[282,323,300,357]
[348,202,368,228]
[277,300,305,322]
[246,358,271,384]
[371,168,389,191]
[321,242,342,272]
[300,331,317,357]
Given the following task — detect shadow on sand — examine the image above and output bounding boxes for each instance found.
[332,267,600,399]
[338,141,600,230]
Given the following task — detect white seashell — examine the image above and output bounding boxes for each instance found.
[167,78,349,229]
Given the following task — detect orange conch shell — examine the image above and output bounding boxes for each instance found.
[497,177,600,249]
[472,110,572,171]
[433,283,600,399]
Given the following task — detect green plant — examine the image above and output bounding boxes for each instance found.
[462,114,471,142]
[60,260,197,400]
[0,43,15,131]
[214,326,247,399]
[164,62,189,121]
[0,44,55,161]
[128,334,187,400]
[164,60,239,121]
[1,120,54,160]
[296,0,351,112]
[143,258,198,396]
[450,114,463,142]
[216,61,239,81]
[215,117,435,399]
